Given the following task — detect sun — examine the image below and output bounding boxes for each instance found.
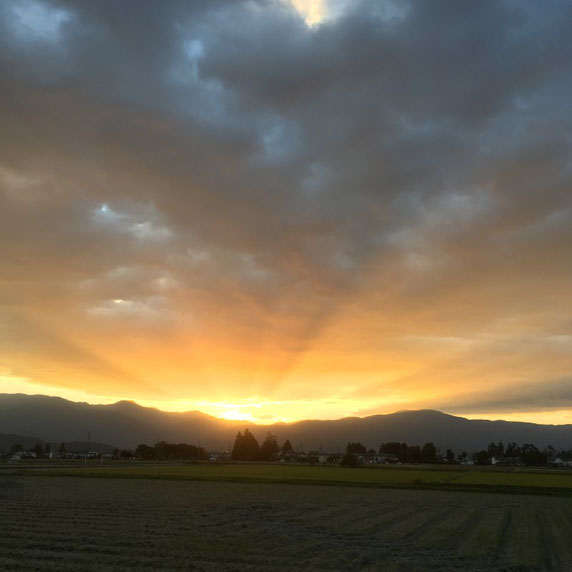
[220,409,255,422]
[288,0,327,26]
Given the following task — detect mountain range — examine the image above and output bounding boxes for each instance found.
[1,393,571,453]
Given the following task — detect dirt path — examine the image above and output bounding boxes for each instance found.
[1,476,571,570]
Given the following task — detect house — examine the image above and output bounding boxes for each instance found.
[208,451,231,462]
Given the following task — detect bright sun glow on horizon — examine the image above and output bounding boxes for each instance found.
[219,409,255,422]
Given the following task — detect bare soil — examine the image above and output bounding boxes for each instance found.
[1,476,571,570]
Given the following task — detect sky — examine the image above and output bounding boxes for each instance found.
[1,0,571,425]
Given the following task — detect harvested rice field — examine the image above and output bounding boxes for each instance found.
[1,475,571,570]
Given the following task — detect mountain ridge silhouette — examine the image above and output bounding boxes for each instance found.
[1,393,570,452]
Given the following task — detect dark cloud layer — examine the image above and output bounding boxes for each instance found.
[444,377,572,414]
[1,0,571,419]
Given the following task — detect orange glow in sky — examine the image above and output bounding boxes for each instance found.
[1,0,571,427]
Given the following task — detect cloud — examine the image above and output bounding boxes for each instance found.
[0,0,571,417]
[444,377,572,414]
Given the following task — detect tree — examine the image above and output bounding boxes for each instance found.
[242,429,260,460]
[135,443,156,460]
[58,443,66,458]
[347,442,366,455]
[232,431,244,460]
[232,429,260,461]
[281,439,294,454]
[34,443,44,457]
[134,442,207,461]
[521,443,546,466]
[473,450,489,465]
[44,443,51,458]
[446,449,455,463]
[10,443,23,454]
[544,445,556,460]
[340,453,359,468]
[259,432,279,461]
[399,442,408,462]
[407,445,421,463]
[487,441,504,458]
[380,442,408,462]
[421,442,437,463]
[505,442,521,457]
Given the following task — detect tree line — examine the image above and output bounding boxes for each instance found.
[134,442,208,461]
[3,434,570,467]
[341,439,569,467]
[472,441,553,466]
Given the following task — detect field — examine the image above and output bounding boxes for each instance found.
[1,466,572,570]
[4,461,572,495]
[1,475,572,570]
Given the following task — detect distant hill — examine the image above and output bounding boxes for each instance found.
[0,432,44,452]
[0,394,245,450]
[278,411,572,453]
[0,393,571,452]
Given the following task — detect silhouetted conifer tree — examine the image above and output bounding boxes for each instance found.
[281,439,294,454]
[232,429,260,460]
[260,432,279,461]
